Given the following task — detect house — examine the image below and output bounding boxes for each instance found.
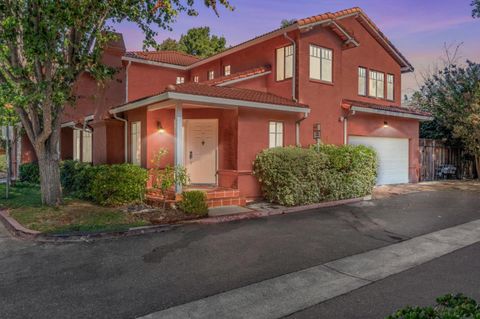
[13,7,431,205]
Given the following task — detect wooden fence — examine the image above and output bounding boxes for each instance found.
[419,139,475,181]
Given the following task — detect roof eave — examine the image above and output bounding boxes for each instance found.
[121,56,189,70]
[351,105,432,121]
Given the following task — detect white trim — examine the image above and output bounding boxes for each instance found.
[60,114,94,128]
[121,56,189,70]
[110,91,310,115]
[351,106,432,121]
[61,121,76,128]
[174,103,184,193]
[217,71,272,87]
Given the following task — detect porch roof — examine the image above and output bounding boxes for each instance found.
[342,99,433,121]
[110,83,310,114]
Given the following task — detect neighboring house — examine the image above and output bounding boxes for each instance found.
[13,7,431,203]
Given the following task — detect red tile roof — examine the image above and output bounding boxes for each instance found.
[203,65,272,86]
[161,83,307,108]
[342,99,431,117]
[124,50,200,66]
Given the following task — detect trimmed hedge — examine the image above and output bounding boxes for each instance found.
[253,145,377,206]
[179,190,209,217]
[60,160,99,200]
[19,162,40,184]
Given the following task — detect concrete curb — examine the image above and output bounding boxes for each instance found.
[0,209,178,243]
[0,196,367,242]
[181,197,366,225]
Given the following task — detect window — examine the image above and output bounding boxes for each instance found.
[73,129,81,161]
[193,75,199,83]
[309,45,333,82]
[387,74,394,101]
[269,121,284,148]
[369,70,385,98]
[176,77,185,84]
[131,121,141,165]
[276,45,293,81]
[224,65,231,76]
[208,70,215,80]
[358,67,367,96]
[82,131,92,163]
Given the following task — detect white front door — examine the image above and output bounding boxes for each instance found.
[349,136,409,185]
[184,119,218,184]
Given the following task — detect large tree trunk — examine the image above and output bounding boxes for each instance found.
[34,128,63,206]
[475,155,480,179]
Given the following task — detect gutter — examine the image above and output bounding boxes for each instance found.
[283,32,297,102]
[113,113,128,163]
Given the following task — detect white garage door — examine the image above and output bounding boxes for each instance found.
[349,136,409,185]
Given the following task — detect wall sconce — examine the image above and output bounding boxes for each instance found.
[157,121,165,133]
[383,121,389,128]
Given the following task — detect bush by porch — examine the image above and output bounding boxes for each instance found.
[253,145,377,206]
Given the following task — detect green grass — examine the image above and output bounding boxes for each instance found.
[0,183,149,234]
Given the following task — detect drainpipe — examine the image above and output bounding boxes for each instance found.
[113,113,128,162]
[125,61,131,103]
[295,112,309,146]
[283,32,297,102]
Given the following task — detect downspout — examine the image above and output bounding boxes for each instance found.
[341,110,356,145]
[125,61,131,103]
[295,112,309,146]
[283,32,297,102]
[113,113,128,163]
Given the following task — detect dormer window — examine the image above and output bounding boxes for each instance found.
[208,70,215,80]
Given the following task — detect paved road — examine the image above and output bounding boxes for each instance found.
[0,188,479,319]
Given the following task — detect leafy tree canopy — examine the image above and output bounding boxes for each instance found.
[473,0,480,18]
[159,26,227,57]
[280,19,296,28]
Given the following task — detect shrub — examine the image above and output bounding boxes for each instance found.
[19,162,40,184]
[388,294,480,319]
[90,164,148,206]
[179,190,209,217]
[253,145,377,206]
[0,154,6,172]
[60,160,99,199]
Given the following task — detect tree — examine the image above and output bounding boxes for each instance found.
[177,27,226,57]
[416,61,480,177]
[473,0,480,18]
[280,19,296,28]
[158,37,181,51]
[0,0,233,206]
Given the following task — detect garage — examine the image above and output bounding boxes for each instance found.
[349,136,409,185]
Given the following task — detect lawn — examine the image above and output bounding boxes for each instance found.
[0,183,149,234]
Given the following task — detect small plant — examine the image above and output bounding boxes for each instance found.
[150,149,190,212]
[387,294,480,319]
[179,190,209,217]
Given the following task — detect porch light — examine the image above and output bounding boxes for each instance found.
[157,121,165,133]
[383,121,389,128]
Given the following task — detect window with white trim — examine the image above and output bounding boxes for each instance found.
[131,121,141,165]
[224,65,231,76]
[193,75,199,83]
[369,70,384,98]
[276,45,293,81]
[208,70,214,80]
[387,74,394,101]
[269,121,284,148]
[82,131,93,163]
[73,129,81,161]
[176,76,185,84]
[358,67,367,96]
[309,45,333,82]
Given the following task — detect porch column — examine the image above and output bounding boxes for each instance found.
[174,102,183,194]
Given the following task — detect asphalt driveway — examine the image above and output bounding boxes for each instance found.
[0,182,479,319]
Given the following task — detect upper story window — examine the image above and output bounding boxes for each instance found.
[82,131,93,163]
[224,65,231,76]
[369,70,384,99]
[358,67,367,96]
[269,121,284,148]
[176,77,185,84]
[309,45,333,83]
[276,45,293,81]
[387,74,394,101]
[208,70,215,80]
[193,75,199,83]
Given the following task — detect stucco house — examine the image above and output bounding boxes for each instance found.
[13,7,431,206]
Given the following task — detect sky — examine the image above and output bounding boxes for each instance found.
[114,0,480,97]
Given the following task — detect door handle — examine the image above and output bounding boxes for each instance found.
[189,151,193,160]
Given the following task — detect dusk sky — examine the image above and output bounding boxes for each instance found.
[114,0,480,97]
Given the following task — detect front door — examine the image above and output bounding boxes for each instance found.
[184,119,218,184]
